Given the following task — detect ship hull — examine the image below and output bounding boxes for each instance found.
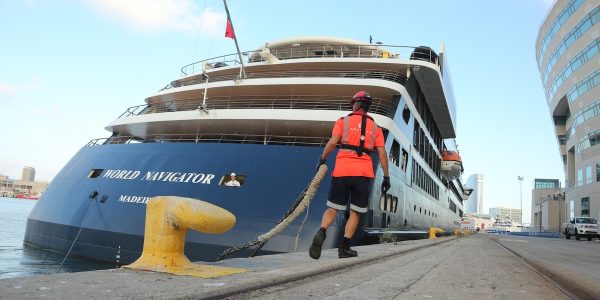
[24,142,346,264]
[25,141,461,264]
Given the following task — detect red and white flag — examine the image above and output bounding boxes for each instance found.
[224,13,235,39]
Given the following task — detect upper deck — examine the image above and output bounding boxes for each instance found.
[105,37,457,143]
[164,37,456,138]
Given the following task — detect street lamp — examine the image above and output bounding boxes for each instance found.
[518,176,524,229]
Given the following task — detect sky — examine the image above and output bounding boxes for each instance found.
[0,0,560,224]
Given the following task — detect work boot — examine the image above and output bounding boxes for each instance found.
[309,230,326,259]
[338,247,358,258]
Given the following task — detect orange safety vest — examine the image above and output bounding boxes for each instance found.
[331,111,384,178]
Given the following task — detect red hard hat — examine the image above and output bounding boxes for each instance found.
[352,91,372,105]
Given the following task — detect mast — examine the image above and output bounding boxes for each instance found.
[223,0,247,79]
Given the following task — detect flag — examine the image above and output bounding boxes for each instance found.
[225,18,235,39]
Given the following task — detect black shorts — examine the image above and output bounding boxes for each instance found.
[326,176,371,213]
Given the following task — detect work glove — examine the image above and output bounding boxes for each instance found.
[382,176,391,194]
[316,157,326,172]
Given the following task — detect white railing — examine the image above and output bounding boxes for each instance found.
[87,133,330,147]
[117,95,398,119]
[180,44,439,77]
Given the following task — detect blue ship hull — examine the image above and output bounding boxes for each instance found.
[24,142,351,264]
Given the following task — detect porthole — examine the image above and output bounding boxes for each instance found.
[88,169,103,178]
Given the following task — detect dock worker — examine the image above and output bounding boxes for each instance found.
[225,173,241,187]
[311,90,390,259]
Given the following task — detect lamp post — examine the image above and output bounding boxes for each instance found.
[539,197,544,233]
[518,176,524,229]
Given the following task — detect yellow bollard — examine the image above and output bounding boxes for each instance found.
[124,196,248,278]
[428,227,444,239]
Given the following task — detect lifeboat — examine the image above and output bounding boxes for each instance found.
[441,150,463,180]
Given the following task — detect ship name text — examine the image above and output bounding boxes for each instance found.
[102,169,215,184]
[118,195,150,204]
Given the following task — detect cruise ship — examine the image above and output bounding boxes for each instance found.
[24,36,468,264]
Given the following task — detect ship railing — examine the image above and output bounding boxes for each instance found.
[118,105,151,118]
[87,133,330,147]
[168,69,408,91]
[117,95,398,119]
[180,44,439,77]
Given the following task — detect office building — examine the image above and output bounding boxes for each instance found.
[21,166,35,181]
[537,0,600,221]
[531,178,564,231]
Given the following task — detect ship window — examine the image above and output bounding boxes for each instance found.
[379,195,387,211]
[390,140,400,167]
[88,169,103,179]
[314,50,337,56]
[219,173,245,187]
[402,105,410,124]
[380,195,398,213]
[401,148,408,171]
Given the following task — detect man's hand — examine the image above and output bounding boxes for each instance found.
[316,157,326,172]
[382,176,391,193]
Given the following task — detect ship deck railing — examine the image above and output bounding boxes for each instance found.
[180,44,439,77]
[87,133,330,147]
[165,69,409,91]
[118,95,398,119]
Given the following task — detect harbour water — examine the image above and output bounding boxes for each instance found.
[0,197,115,279]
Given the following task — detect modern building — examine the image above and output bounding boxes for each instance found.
[464,174,484,213]
[531,179,564,231]
[489,207,522,226]
[536,0,600,221]
[21,166,35,181]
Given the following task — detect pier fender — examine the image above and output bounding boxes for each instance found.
[428,227,444,239]
[124,196,248,278]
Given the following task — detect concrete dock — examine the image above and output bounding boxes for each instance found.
[1,234,598,299]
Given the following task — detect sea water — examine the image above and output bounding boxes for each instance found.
[0,197,114,279]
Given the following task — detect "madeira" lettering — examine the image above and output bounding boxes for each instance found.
[118,195,150,204]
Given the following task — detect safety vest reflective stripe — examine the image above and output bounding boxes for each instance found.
[342,117,350,145]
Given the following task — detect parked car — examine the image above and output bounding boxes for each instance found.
[564,217,598,241]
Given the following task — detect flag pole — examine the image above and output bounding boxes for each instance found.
[223,0,246,79]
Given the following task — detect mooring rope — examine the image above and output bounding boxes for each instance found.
[57,192,98,273]
[217,165,328,261]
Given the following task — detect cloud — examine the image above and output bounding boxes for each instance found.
[0,83,16,97]
[0,79,39,100]
[88,0,226,34]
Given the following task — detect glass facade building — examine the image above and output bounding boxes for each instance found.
[534,179,560,189]
[537,0,600,220]
[465,174,484,214]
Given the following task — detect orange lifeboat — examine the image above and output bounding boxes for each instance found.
[441,150,463,180]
